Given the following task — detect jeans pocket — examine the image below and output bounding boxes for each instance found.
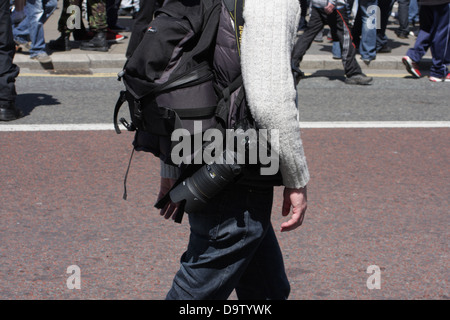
[188,188,243,241]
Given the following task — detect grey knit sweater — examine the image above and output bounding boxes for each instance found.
[240,0,310,189]
[162,0,310,189]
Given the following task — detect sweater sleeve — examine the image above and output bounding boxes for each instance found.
[241,0,310,189]
[160,160,181,180]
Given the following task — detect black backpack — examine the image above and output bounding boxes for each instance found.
[115,0,223,162]
[113,0,251,199]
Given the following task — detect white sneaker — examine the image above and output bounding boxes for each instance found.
[429,73,450,82]
[402,56,421,78]
[429,76,444,82]
[15,40,31,53]
[31,52,52,64]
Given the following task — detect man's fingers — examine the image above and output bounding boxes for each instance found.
[281,187,307,232]
[280,218,299,232]
[280,208,304,232]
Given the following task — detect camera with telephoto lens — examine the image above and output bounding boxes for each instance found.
[168,117,263,215]
[169,149,243,214]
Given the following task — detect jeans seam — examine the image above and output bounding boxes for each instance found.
[211,210,250,298]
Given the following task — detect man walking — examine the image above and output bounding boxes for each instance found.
[402,0,450,82]
[291,0,373,85]
[159,0,309,300]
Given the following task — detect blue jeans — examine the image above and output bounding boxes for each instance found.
[12,0,57,57]
[332,41,341,59]
[166,185,290,300]
[409,0,419,24]
[406,3,450,78]
[353,0,378,61]
[359,0,378,60]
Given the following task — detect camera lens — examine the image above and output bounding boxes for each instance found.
[169,152,242,213]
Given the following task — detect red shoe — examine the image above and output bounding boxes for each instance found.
[402,56,421,78]
[106,28,125,43]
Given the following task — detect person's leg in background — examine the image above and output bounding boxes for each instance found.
[0,0,22,121]
[298,0,309,31]
[356,0,378,64]
[402,5,432,78]
[408,0,419,26]
[376,0,395,53]
[292,7,327,67]
[428,3,450,81]
[80,0,109,51]
[395,0,411,38]
[49,0,85,51]
[25,0,57,62]
[12,1,30,51]
[107,0,125,30]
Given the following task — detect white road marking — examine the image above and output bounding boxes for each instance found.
[0,121,449,132]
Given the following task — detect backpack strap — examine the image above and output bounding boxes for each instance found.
[173,106,217,118]
[113,90,130,134]
[214,74,243,130]
[223,0,245,56]
[153,61,214,95]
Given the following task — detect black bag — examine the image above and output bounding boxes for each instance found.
[114,0,223,165]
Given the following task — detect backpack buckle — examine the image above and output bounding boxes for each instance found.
[119,118,136,132]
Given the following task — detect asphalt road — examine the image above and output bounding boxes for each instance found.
[0,73,448,301]
[4,72,450,124]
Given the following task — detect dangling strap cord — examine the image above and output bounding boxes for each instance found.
[122,147,135,200]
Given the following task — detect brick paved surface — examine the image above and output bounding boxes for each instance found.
[0,129,448,299]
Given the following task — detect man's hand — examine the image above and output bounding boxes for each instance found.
[157,177,178,220]
[280,186,307,232]
[324,2,335,14]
